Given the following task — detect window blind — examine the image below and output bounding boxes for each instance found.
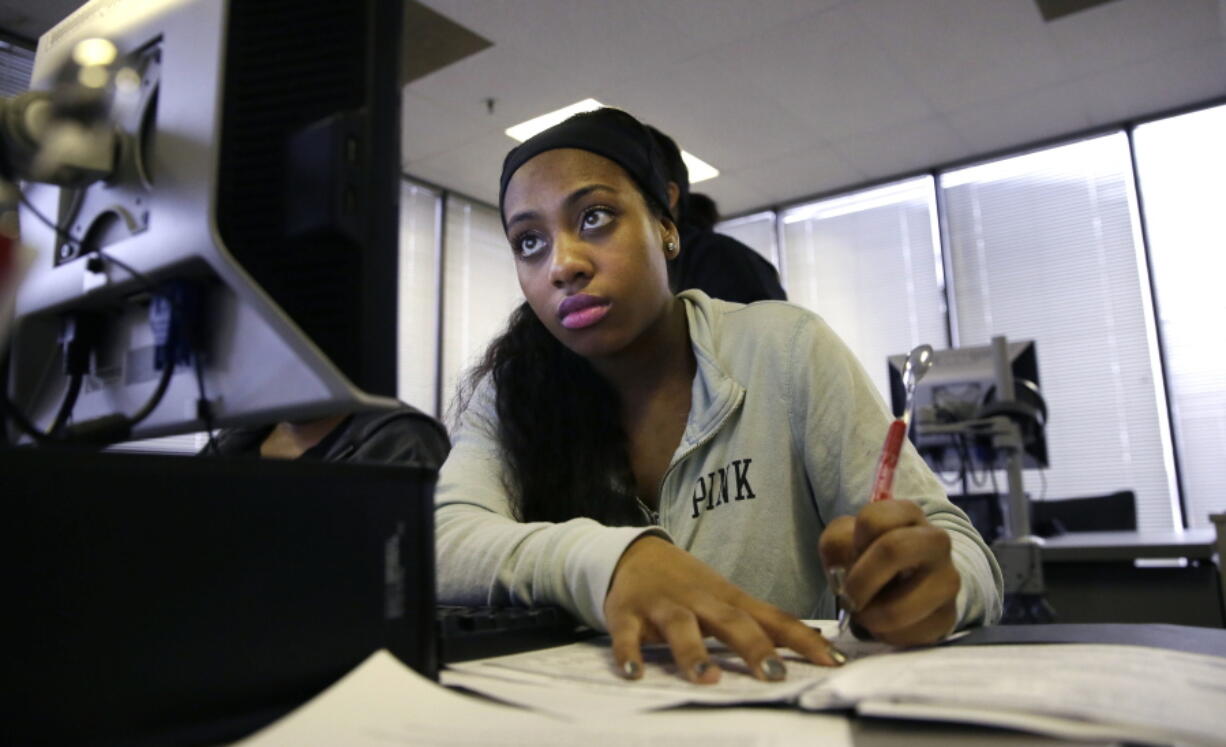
[779,176,949,404]
[440,195,523,417]
[398,179,441,415]
[940,134,1179,531]
[0,41,33,98]
[715,211,780,270]
[1133,105,1226,528]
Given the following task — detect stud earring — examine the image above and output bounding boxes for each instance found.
[666,241,677,255]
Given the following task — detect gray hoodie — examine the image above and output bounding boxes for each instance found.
[435,291,1003,631]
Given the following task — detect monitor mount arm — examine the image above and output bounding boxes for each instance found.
[0,45,119,189]
[916,335,1053,623]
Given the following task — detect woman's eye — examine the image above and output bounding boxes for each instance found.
[581,208,613,230]
[515,234,547,257]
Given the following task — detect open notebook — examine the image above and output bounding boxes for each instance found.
[435,621,1226,745]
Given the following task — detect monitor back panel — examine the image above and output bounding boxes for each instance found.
[4,448,436,744]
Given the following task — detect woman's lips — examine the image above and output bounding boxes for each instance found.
[558,294,611,330]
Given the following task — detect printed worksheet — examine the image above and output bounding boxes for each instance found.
[799,643,1226,745]
[240,651,838,746]
[441,621,889,717]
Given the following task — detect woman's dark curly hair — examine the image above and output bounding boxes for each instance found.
[455,303,645,526]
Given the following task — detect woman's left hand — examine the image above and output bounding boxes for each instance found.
[817,499,960,646]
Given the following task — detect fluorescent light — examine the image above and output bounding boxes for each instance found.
[783,176,932,224]
[681,150,719,183]
[506,99,720,184]
[940,134,1123,189]
[719,210,776,229]
[505,99,605,142]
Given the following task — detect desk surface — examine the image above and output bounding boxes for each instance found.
[1040,528,1217,561]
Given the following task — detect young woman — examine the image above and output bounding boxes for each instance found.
[435,108,1002,684]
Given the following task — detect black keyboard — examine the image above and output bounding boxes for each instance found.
[436,605,597,663]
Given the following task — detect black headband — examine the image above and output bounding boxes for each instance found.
[498,108,672,227]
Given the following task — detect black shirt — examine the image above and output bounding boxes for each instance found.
[671,223,787,304]
[204,404,450,471]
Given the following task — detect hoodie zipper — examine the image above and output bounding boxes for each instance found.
[650,387,746,527]
[635,497,660,525]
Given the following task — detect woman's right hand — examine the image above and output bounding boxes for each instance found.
[603,535,843,684]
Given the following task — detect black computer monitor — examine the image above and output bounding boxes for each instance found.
[888,340,1048,472]
[6,447,438,745]
[6,0,403,444]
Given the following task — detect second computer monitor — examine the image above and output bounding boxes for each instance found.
[888,340,1048,472]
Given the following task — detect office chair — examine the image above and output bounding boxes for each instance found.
[1031,490,1137,537]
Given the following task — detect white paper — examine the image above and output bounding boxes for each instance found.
[442,620,881,718]
[799,643,1226,746]
[854,700,1177,744]
[446,640,831,707]
[238,650,849,746]
[243,629,1226,746]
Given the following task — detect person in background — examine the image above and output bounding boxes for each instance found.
[204,404,449,470]
[435,107,1001,686]
[682,192,720,232]
[647,126,787,304]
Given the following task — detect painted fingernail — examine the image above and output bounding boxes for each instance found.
[691,660,713,680]
[622,660,642,679]
[826,566,847,595]
[761,657,786,681]
[828,646,848,666]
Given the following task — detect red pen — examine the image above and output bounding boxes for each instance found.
[836,416,910,635]
[835,346,933,634]
[869,345,933,503]
[868,419,908,503]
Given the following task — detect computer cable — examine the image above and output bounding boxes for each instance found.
[46,311,104,436]
[46,372,82,436]
[126,356,174,426]
[0,186,164,444]
[52,315,174,444]
[936,469,966,490]
[193,354,219,454]
[952,432,974,487]
[0,347,55,444]
[7,178,220,447]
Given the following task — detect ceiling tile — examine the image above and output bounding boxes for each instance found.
[695,174,770,218]
[731,143,864,208]
[854,0,1071,114]
[724,3,937,140]
[827,117,968,179]
[944,80,1092,153]
[420,0,692,82]
[405,132,511,207]
[404,0,1224,213]
[1047,0,1222,77]
[1075,38,1226,125]
[406,45,587,130]
[401,91,491,163]
[653,0,845,51]
[598,52,825,173]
